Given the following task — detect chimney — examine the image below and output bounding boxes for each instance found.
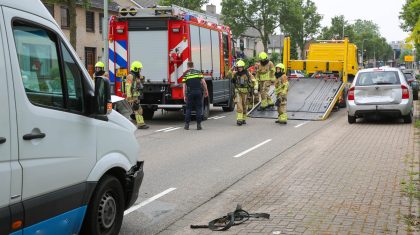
[206,4,216,15]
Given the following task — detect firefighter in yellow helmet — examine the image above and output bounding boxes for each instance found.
[232,60,258,126]
[126,61,149,129]
[274,63,289,124]
[255,52,275,110]
[93,61,109,79]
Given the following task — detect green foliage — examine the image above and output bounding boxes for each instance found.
[159,0,209,11]
[400,0,420,32]
[222,0,281,52]
[270,52,280,64]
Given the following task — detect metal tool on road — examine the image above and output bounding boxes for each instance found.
[190,204,270,231]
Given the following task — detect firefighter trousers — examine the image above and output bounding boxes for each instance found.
[127,97,146,127]
[277,95,288,123]
[235,92,248,121]
[259,80,274,108]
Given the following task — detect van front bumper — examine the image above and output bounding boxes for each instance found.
[125,161,144,208]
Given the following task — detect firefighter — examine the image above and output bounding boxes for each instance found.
[126,61,149,129]
[232,60,258,126]
[255,52,275,110]
[182,61,209,130]
[93,61,108,79]
[274,63,289,124]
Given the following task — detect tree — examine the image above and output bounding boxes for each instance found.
[400,0,420,61]
[43,0,91,49]
[159,0,209,11]
[222,0,281,52]
[319,15,346,40]
[276,0,322,59]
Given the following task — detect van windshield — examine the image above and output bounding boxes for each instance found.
[356,71,400,86]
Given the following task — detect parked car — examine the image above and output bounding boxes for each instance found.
[402,70,419,100]
[346,67,413,124]
[289,70,305,78]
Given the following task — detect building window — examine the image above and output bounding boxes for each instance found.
[99,13,104,34]
[45,4,54,17]
[61,7,69,28]
[85,47,97,76]
[86,11,95,32]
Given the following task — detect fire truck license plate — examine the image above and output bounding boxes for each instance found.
[116,69,127,77]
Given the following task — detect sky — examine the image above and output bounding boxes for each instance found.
[203,0,409,42]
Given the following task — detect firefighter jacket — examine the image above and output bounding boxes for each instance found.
[274,74,289,97]
[255,61,275,81]
[125,71,144,98]
[232,70,258,93]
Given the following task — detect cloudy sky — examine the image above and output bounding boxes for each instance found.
[203,0,409,42]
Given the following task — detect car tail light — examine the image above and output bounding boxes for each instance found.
[348,87,355,100]
[401,85,409,99]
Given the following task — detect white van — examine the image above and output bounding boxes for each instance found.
[0,1,143,234]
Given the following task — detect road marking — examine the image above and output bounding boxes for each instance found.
[155,127,176,132]
[208,115,225,120]
[124,188,177,216]
[294,121,310,128]
[233,139,272,158]
[212,116,226,120]
[163,127,181,132]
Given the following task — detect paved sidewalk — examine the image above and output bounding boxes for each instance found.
[162,111,416,234]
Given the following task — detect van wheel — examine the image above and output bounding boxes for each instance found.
[80,175,125,235]
[403,112,413,124]
[348,115,356,124]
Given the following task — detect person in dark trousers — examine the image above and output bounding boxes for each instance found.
[182,61,209,130]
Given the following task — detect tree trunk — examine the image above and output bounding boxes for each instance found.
[261,33,269,53]
[68,0,77,49]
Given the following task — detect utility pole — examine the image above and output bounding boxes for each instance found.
[361,39,367,68]
[104,0,109,72]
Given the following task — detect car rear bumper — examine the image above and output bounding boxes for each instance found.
[347,100,412,117]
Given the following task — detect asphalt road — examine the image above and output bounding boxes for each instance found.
[120,106,343,235]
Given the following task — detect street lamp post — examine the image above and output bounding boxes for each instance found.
[361,39,367,68]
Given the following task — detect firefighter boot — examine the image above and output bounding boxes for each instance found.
[136,114,149,129]
[236,113,243,126]
[242,114,247,125]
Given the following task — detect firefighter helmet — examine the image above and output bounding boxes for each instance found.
[259,52,268,60]
[95,61,105,69]
[275,63,285,70]
[236,60,245,68]
[131,61,143,72]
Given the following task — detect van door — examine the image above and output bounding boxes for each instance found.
[0,12,12,233]
[3,7,96,232]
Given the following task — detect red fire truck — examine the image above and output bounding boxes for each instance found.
[108,5,235,119]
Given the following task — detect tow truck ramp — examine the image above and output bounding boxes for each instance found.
[249,78,344,121]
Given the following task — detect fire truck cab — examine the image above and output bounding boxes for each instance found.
[108,5,235,119]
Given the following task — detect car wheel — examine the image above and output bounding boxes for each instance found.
[348,115,356,124]
[413,90,418,101]
[142,107,154,120]
[80,175,125,235]
[403,112,413,124]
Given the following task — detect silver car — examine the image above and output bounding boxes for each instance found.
[346,67,413,124]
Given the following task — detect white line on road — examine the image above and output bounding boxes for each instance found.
[294,121,310,128]
[233,139,272,158]
[155,127,176,132]
[212,116,226,120]
[208,116,223,119]
[163,127,181,132]
[124,188,177,216]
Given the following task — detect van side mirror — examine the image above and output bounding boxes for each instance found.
[94,76,112,116]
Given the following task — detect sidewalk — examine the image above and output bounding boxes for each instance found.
[162,110,417,234]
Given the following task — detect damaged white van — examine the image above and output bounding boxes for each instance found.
[0,1,143,234]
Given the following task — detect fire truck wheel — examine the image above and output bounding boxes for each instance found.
[222,88,235,112]
[203,98,210,120]
[143,108,154,120]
